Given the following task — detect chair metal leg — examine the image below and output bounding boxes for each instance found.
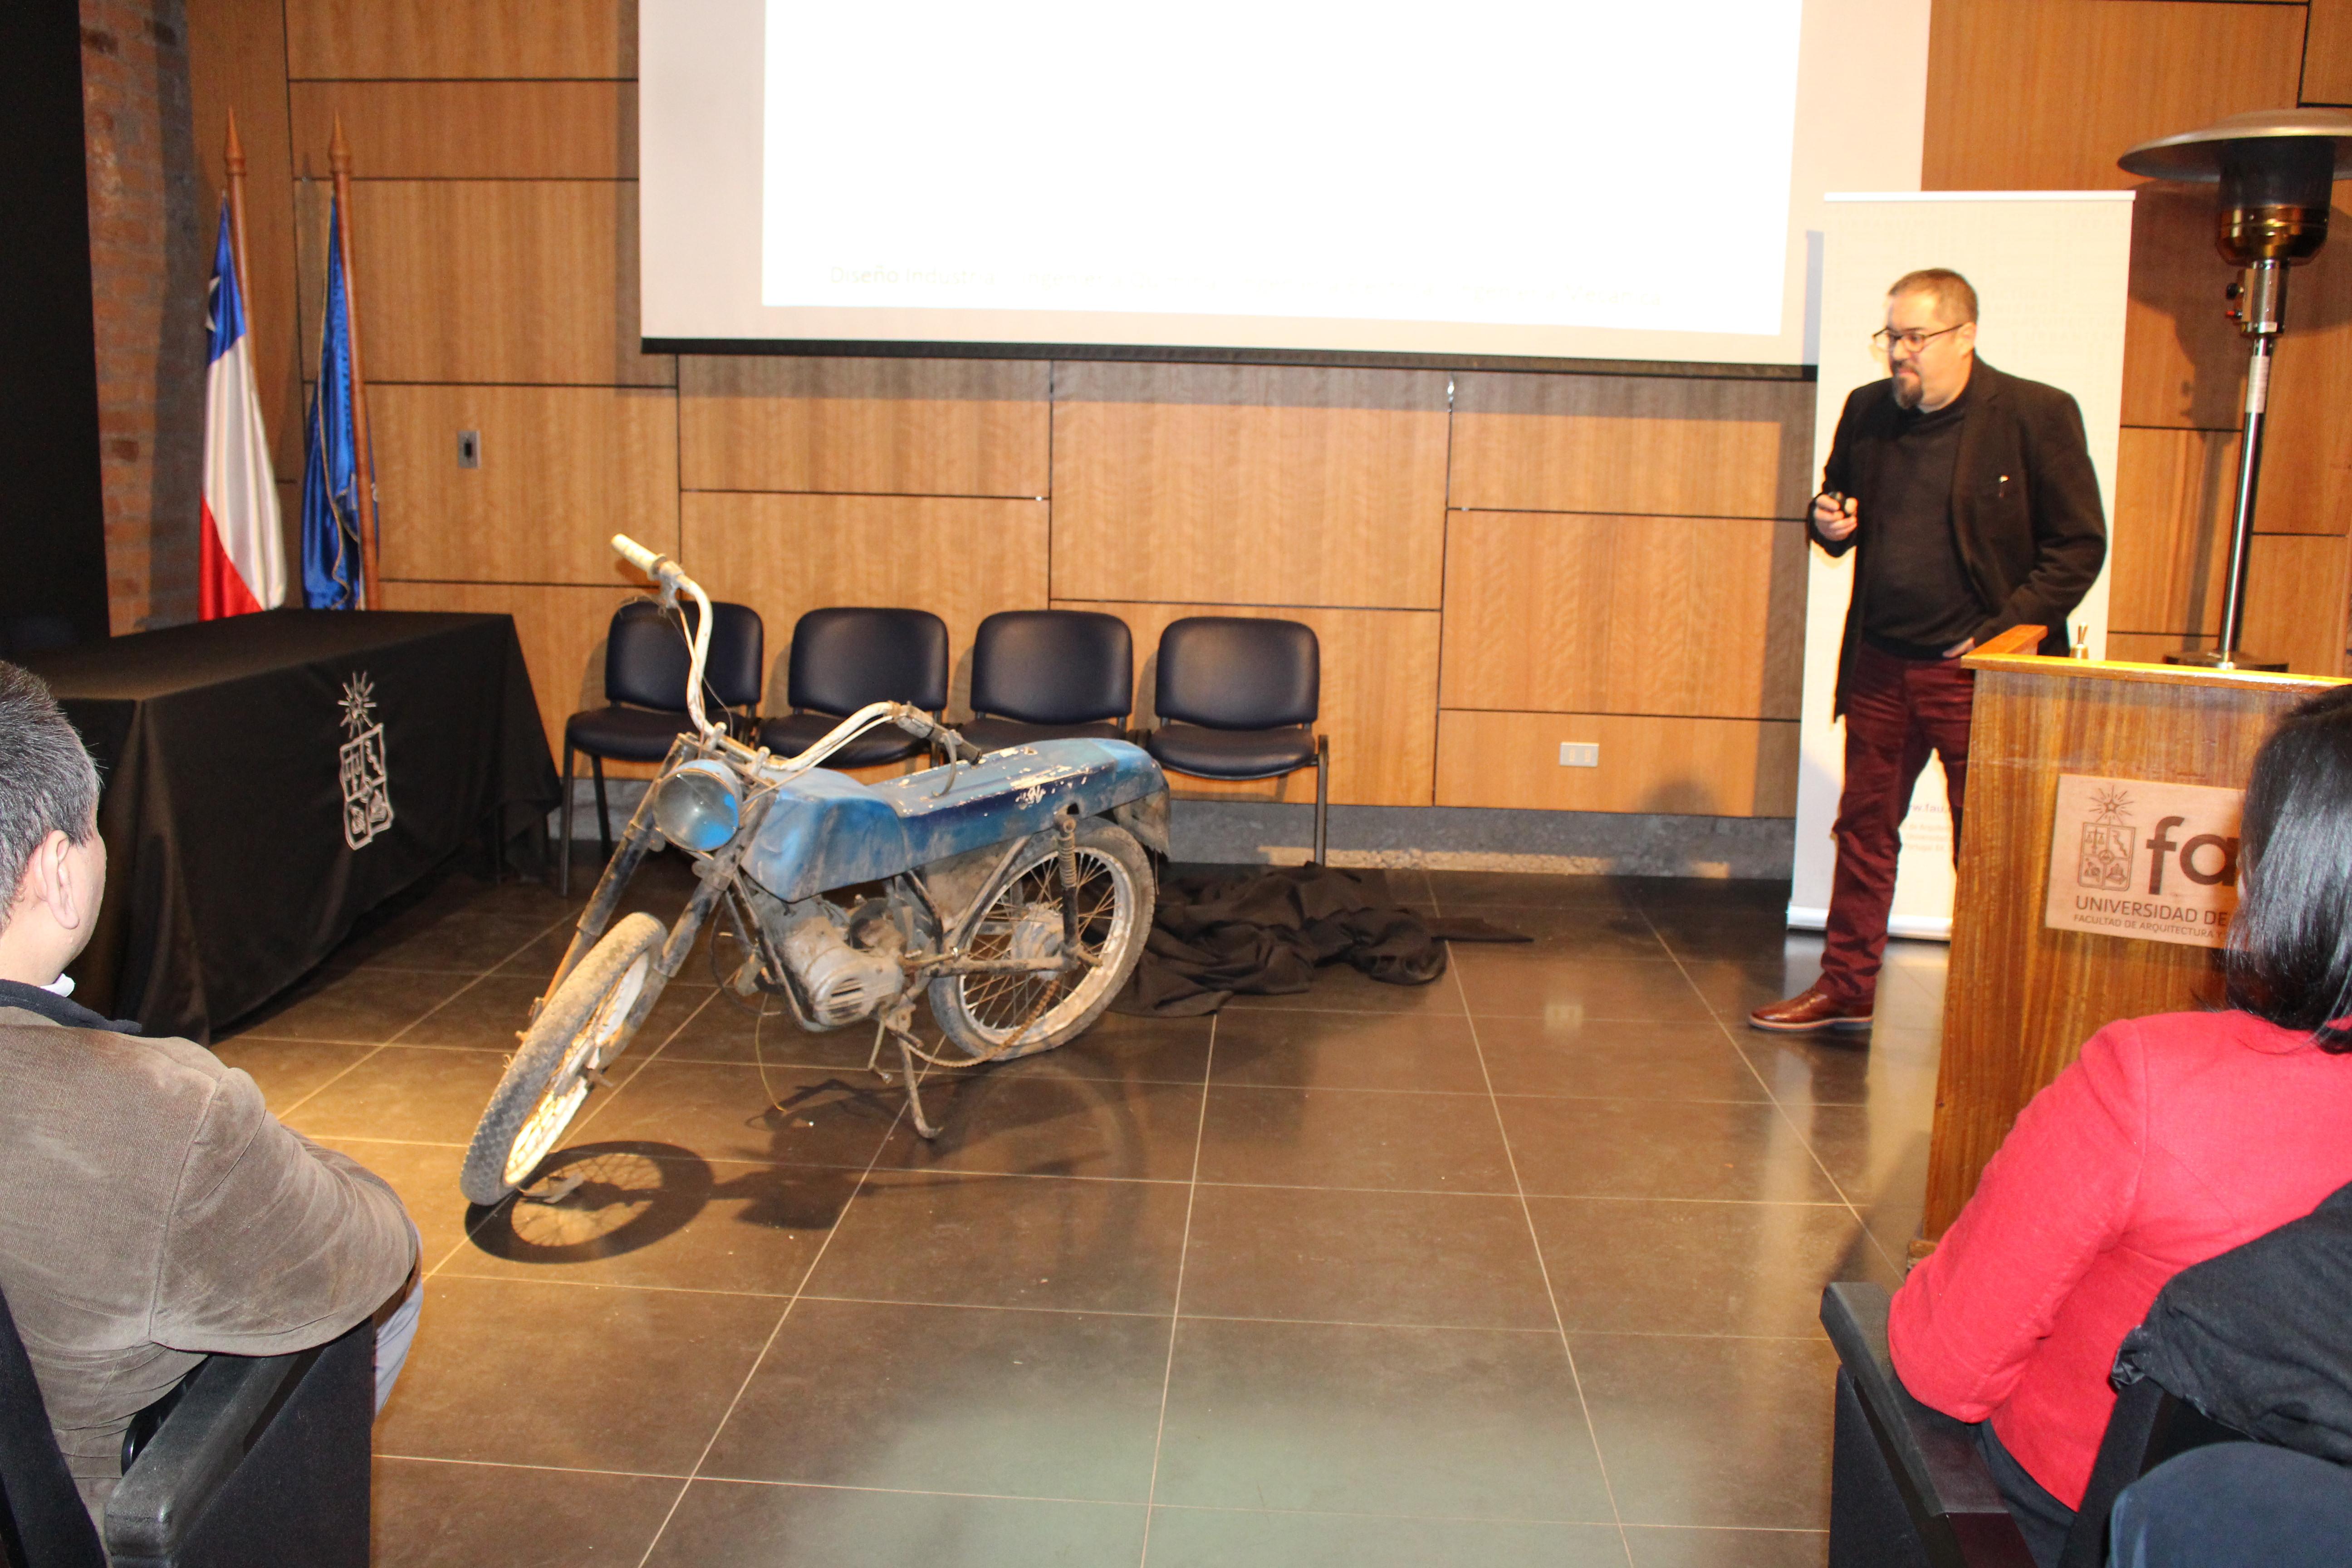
[591,756,613,865]
[1313,735,1330,866]
[559,746,577,898]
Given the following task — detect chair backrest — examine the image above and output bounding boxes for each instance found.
[2111,1177,2352,1461]
[788,608,950,715]
[0,1281,108,1567]
[2058,1179,2352,1566]
[970,610,1133,725]
[603,599,764,712]
[1154,616,1318,730]
[2058,1378,2247,1568]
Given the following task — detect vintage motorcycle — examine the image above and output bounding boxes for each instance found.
[458,536,1168,1206]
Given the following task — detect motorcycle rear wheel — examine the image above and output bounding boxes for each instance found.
[929,818,1153,1059]
[459,911,666,1206]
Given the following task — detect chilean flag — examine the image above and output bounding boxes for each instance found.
[199,204,286,618]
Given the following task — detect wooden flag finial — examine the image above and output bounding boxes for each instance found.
[323,113,379,608]
[223,108,254,309]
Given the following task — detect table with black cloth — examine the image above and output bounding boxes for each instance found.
[27,611,559,1042]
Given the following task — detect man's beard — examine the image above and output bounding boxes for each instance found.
[1891,370,1923,410]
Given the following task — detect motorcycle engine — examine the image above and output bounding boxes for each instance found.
[772,902,906,1029]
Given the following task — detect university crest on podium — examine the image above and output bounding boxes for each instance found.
[338,672,393,851]
[2075,784,2133,890]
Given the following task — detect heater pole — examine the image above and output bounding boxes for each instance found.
[2213,255,2286,671]
[2215,333,2272,669]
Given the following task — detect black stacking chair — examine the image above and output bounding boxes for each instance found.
[756,608,949,770]
[0,1283,373,1568]
[961,610,1133,754]
[1821,1280,2257,1568]
[562,599,764,895]
[1142,616,1329,864]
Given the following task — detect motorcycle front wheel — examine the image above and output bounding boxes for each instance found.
[929,818,1153,1060]
[459,911,666,1206]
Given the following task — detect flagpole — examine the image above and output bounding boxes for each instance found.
[328,116,381,609]
[224,109,253,317]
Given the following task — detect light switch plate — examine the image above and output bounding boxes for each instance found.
[457,430,481,469]
[1558,741,1599,768]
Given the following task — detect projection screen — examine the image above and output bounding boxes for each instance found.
[641,0,1931,364]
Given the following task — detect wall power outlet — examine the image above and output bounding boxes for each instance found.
[1558,741,1599,768]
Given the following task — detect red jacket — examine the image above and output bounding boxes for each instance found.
[1888,1009,2352,1508]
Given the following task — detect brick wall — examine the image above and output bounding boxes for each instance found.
[80,0,203,633]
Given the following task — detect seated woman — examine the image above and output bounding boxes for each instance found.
[1888,684,2352,1567]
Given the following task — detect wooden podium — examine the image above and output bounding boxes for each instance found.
[1921,627,2347,1250]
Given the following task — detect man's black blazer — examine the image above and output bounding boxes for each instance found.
[1813,357,2107,715]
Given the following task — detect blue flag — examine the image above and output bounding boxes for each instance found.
[301,201,366,609]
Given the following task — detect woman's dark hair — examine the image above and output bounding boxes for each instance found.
[2225,684,2352,1050]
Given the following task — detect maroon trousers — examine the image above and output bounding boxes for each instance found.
[1820,642,1975,1006]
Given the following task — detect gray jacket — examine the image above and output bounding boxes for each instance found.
[0,985,415,1524]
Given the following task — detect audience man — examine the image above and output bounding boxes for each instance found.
[0,661,420,1530]
[1753,268,2107,1034]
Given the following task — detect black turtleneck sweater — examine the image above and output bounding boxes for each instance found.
[1859,384,1986,658]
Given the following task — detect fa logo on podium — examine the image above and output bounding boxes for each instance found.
[2046,774,2244,949]
[338,671,393,851]
[2076,784,2135,890]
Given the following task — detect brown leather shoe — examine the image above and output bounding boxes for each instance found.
[1748,982,1873,1033]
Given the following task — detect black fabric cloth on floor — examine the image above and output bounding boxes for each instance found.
[1112,864,1448,1017]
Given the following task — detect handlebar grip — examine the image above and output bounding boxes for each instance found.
[887,706,986,764]
[611,534,666,578]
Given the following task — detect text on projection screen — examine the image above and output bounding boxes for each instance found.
[760,0,1803,339]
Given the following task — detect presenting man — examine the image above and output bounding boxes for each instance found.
[1751,269,2105,1033]
[0,662,420,1529]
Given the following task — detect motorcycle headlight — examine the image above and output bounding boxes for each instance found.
[653,758,741,853]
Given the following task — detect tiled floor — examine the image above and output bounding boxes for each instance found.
[213,855,1949,1568]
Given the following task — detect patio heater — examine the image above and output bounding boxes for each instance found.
[2119,110,2352,671]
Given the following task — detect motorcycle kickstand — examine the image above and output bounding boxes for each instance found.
[873,1005,942,1140]
[895,1031,941,1140]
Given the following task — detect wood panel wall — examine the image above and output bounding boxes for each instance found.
[188,0,2352,824]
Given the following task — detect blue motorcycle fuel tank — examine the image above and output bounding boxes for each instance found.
[740,738,1166,903]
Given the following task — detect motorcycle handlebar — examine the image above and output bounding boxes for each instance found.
[610,535,991,771]
[712,702,987,777]
[895,708,986,765]
[610,533,671,583]
[611,534,718,742]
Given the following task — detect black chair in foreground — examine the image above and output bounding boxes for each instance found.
[1820,1266,2266,1568]
[756,608,950,772]
[961,610,1133,754]
[1141,616,1329,864]
[561,598,764,895]
[0,1284,373,1568]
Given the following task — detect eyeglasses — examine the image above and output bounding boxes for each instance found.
[1872,323,1965,355]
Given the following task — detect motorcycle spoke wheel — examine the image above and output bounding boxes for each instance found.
[460,911,666,1206]
[929,819,1152,1058]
